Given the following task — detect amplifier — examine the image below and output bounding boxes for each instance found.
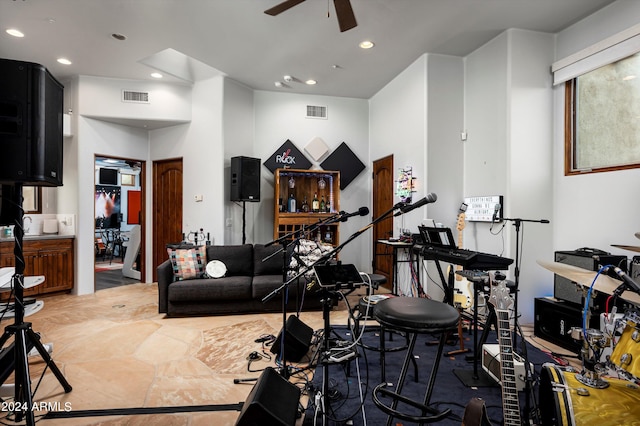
[534,297,583,353]
[631,256,640,280]
[481,344,532,391]
[554,248,627,306]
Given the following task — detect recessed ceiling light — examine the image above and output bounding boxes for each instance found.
[6,28,24,38]
[305,79,317,85]
[274,81,283,88]
[623,75,637,81]
[150,72,163,79]
[359,40,375,49]
[57,58,72,65]
[111,33,127,41]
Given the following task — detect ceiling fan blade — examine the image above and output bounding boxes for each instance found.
[334,0,357,32]
[264,0,306,16]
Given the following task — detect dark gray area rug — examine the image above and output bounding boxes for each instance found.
[303,326,555,425]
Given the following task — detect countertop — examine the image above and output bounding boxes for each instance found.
[0,234,75,243]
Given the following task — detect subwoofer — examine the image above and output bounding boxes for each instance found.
[270,315,313,362]
[236,367,300,426]
[230,156,260,202]
[0,58,64,186]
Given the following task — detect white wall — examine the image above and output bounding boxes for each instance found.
[553,2,640,267]
[150,76,225,246]
[222,79,256,245]
[253,91,370,270]
[370,56,428,235]
[464,30,555,323]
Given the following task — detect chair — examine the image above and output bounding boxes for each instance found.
[372,296,459,425]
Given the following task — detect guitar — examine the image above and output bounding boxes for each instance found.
[488,279,522,426]
[452,206,472,309]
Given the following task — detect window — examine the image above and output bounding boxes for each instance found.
[565,52,640,175]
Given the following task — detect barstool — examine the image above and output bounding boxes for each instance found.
[372,297,460,425]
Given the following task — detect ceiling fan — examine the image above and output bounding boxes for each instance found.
[265,0,357,32]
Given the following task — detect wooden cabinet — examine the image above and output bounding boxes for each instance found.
[0,237,74,299]
[273,169,340,245]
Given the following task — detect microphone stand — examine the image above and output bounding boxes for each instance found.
[267,202,403,424]
[259,213,342,381]
[500,216,549,426]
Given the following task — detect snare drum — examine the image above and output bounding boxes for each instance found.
[610,312,640,380]
[539,363,640,426]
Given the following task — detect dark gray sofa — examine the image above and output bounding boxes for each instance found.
[157,243,323,316]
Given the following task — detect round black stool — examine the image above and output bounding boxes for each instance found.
[372,297,459,425]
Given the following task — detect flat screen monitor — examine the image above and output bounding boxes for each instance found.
[99,168,118,185]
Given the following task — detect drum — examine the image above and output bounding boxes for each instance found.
[610,312,640,380]
[539,363,640,426]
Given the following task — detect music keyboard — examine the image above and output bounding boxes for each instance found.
[416,245,513,270]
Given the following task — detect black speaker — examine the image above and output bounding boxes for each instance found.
[270,315,313,362]
[534,297,582,353]
[236,367,300,426]
[230,156,260,202]
[553,248,626,305]
[0,58,64,186]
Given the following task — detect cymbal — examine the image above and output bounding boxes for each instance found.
[537,260,640,305]
[612,244,640,253]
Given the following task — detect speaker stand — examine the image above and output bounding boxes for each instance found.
[241,201,246,245]
[0,183,72,425]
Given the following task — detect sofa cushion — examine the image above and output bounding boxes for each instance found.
[166,245,207,280]
[168,276,252,302]
[253,244,285,276]
[206,244,253,276]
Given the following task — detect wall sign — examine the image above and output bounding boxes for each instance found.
[463,195,503,222]
[263,139,312,173]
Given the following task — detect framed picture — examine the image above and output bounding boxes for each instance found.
[121,174,135,186]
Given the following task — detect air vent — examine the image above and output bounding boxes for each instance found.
[122,90,150,103]
[306,105,327,119]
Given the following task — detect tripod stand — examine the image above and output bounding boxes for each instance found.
[0,183,72,425]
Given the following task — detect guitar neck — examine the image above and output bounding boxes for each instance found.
[496,309,521,426]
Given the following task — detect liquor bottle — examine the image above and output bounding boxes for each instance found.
[325,197,330,213]
[278,198,283,212]
[301,195,309,213]
[320,195,325,212]
[288,193,296,213]
[312,193,320,213]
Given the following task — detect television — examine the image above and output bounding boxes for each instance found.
[99,168,118,185]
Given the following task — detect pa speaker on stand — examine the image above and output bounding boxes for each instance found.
[230,156,260,244]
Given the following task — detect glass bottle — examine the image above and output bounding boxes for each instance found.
[288,193,296,213]
[312,193,320,213]
[301,195,309,213]
[325,197,331,213]
[320,195,325,212]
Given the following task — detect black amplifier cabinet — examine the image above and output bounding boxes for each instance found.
[534,297,583,353]
[554,248,627,306]
[631,256,640,280]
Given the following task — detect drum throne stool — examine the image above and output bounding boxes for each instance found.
[372,296,460,425]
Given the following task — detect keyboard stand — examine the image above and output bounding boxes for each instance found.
[453,272,496,387]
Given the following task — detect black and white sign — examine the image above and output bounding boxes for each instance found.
[263,139,312,173]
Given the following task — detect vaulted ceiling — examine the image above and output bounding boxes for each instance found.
[0,0,615,99]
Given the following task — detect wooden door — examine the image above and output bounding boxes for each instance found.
[372,155,394,289]
[152,158,183,282]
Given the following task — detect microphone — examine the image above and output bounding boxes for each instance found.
[339,206,369,222]
[394,193,437,216]
[492,203,501,223]
[613,266,640,296]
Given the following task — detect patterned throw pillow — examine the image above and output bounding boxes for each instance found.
[167,245,207,280]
